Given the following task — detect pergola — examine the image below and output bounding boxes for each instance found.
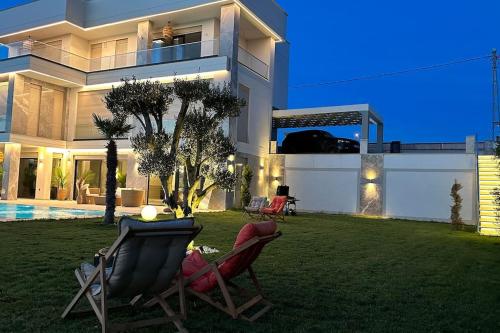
[271,104,384,154]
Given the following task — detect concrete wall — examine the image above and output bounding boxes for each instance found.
[237,65,273,158]
[276,153,478,224]
[273,41,289,109]
[384,154,477,223]
[284,155,361,214]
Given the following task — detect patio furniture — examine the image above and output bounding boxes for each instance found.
[94,195,123,206]
[61,216,201,333]
[121,189,145,207]
[285,197,299,216]
[260,196,288,222]
[84,188,100,204]
[244,196,267,218]
[147,221,281,322]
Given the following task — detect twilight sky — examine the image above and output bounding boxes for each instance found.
[2,0,499,143]
[279,0,499,143]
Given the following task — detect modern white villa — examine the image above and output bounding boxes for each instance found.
[0,0,498,237]
[0,0,290,209]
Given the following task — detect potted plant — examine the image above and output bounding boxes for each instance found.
[116,170,127,188]
[76,170,95,204]
[53,167,68,201]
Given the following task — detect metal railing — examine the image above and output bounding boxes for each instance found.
[238,47,269,80]
[0,39,220,73]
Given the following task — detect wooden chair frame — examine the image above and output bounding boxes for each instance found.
[260,209,285,222]
[146,231,282,322]
[243,207,261,220]
[61,226,200,333]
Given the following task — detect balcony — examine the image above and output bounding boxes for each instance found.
[238,47,270,80]
[1,39,220,73]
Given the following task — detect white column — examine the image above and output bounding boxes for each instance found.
[201,18,220,57]
[220,4,241,209]
[63,151,75,200]
[126,153,147,190]
[1,143,21,200]
[220,4,240,93]
[137,20,153,65]
[376,123,384,153]
[35,148,53,200]
[360,112,370,154]
[466,135,476,154]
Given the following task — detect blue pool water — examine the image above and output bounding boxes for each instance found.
[0,204,106,221]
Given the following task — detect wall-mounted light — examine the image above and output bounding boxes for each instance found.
[227,154,235,162]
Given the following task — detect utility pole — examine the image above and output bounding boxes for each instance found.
[492,49,499,142]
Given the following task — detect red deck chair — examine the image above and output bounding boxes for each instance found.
[260,196,288,221]
[147,221,281,322]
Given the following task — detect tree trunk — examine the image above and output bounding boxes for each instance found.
[163,101,190,217]
[104,139,118,225]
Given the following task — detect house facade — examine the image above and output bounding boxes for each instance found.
[0,0,289,208]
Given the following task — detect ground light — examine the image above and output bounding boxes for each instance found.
[141,205,158,221]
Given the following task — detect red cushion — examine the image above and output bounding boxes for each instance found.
[261,196,287,214]
[219,221,277,280]
[182,250,218,293]
[183,221,278,293]
[260,207,276,214]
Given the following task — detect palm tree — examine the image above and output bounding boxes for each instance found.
[93,114,133,225]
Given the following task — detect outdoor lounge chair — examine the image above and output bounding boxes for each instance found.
[61,216,201,333]
[147,221,281,322]
[243,196,267,218]
[260,196,288,222]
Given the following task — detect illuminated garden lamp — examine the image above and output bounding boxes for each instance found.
[141,205,158,221]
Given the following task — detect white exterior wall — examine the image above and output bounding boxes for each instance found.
[280,154,478,224]
[284,155,361,214]
[384,154,477,223]
[237,66,273,157]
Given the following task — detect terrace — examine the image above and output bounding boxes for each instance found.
[0,38,270,79]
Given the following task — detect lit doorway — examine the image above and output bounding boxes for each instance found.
[18,158,37,199]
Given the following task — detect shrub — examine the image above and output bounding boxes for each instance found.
[240,164,253,208]
[450,180,464,230]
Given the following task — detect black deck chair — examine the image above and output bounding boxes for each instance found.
[61,217,201,333]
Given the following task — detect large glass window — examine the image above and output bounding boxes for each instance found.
[12,79,66,140]
[74,160,103,199]
[0,81,9,132]
[76,90,110,140]
[90,43,103,71]
[18,158,37,199]
[38,88,64,139]
[114,38,129,68]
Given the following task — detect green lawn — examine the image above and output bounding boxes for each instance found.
[1,211,500,332]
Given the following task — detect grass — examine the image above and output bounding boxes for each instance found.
[1,211,500,332]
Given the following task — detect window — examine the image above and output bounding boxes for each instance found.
[114,38,128,68]
[76,90,110,140]
[0,81,9,132]
[90,43,103,71]
[11,80,65,140]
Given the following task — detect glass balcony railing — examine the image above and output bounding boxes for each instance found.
[0,39,220,73]
[238,47,270,80]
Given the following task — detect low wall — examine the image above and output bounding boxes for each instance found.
[276,153,478,224]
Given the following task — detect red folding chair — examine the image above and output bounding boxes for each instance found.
[260,196,288,222]
[147,221,281,322]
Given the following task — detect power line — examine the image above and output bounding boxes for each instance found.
[289,54,492,89]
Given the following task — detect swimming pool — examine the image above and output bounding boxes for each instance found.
[0,203,106,221]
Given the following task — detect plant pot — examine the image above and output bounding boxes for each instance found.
[56,188,68,201]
